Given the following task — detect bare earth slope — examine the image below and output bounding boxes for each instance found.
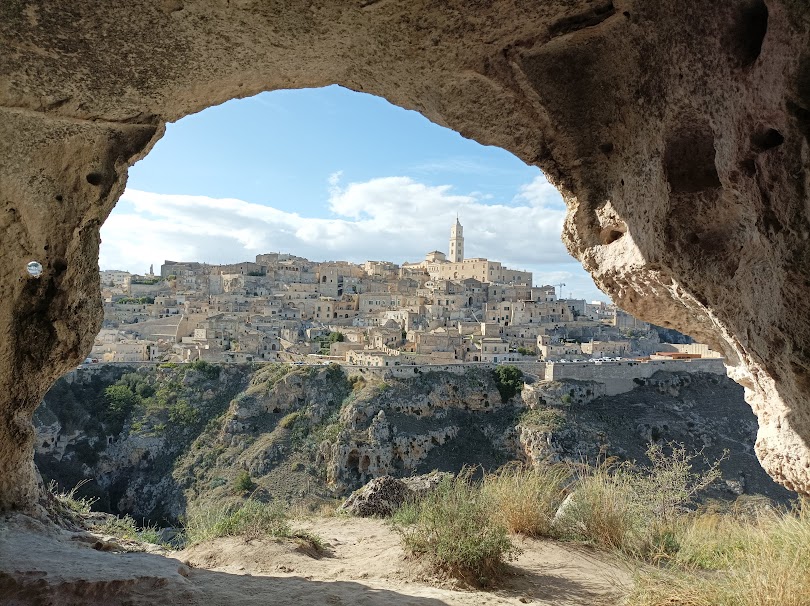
[0,513,630,606]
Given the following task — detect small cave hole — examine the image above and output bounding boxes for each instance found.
[730,0,768,68]
[86,172,103,186]
[751,127,784,152]
[663,127,721,194]
[599,142,614,154]
[599,225,626,245]
[55,194,63,202]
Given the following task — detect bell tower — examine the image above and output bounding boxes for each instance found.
[449,217,464,263]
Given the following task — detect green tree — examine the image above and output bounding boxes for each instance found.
[169,399,200,425]
[493,365,524,403]
[103,384,140,429]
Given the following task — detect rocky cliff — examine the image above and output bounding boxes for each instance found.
[34,363,793,525]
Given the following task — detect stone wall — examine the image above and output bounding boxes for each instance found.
[545,359,728,395]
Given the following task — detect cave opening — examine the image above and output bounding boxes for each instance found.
[36,85,609,524]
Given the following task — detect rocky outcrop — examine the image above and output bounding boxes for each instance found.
[339,471,453,517]
[338,476,411,518]
[317,371,509,492]
[514,372,795,502]
[34,364,796,522]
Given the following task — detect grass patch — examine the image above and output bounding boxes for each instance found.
[483,462,568,537]
[628,502,810,606]
[182,499,323,551]
[48,479,98,514]
[392,468,520,585]
[554,443,723,561]
[517,407,566,431]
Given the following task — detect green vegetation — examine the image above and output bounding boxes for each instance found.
[115,296,155,305]
[234,470,256,493]
[48,479,97,514]
[103,384,141,431]
[628,503,810,606]
[48,480,167,546]
[518,407,565,431]
[169,399,200,425]
[278,411,301,429]
[389,443,746,588]
[493,365,523,403]
[97,514,166,545]
[182,499,323,550]
[516,347,535,356]
[130,276,163,285]
[187,358,221,380]
[318,331,345,354]
[392,469,520,585]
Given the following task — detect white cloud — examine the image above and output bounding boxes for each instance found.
[99,174,607,301]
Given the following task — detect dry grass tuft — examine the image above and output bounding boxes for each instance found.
[482,462,568,537]
[628,501,810,606]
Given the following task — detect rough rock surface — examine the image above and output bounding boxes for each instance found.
[339,471,453,517]
[512,372,795,502]
[35,364,794,525]
[1,1,810,509]
[339,476,411,518]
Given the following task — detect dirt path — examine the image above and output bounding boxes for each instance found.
[178,517,632,606]
[1,513,632,605]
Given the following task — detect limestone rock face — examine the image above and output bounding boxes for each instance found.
[338,476,411,518]
[1,0,810,509]
[339,471,452,517]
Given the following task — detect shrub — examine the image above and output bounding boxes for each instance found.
[169,399,200,425]
[483,463,568,537]
[493,365,523,403]
[103,384,140,429]
[393,468,520,584]
[554,443,723,561]
[48,479,97,514]
[234,470,256,493]
[187,359,221,380]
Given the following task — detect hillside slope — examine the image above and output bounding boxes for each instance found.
[34,363,794,524]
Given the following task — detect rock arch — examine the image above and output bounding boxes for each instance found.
[1,0,809,510]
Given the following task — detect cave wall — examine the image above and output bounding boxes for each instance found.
[1,0,809,510]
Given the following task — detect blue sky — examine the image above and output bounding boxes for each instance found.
[103,85,606,301]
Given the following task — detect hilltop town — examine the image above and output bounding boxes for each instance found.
[95,220,719,368]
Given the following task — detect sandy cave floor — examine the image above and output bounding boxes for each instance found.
[1,513,632,605]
